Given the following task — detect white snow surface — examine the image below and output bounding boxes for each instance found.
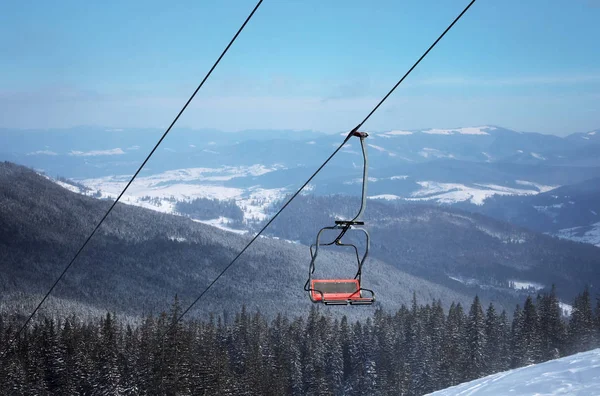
[510,280,545,291]
[407,181,538,205]
[344,175,409,185]
[515,180,559,193]
[418,148,455,159]
[384,130,413,136]
[368,144,397,157]
[69,148,125,157]
[27,150,58,156]
[531,152,547,160]
[427,348,600,396]
[560,302,573,316]
[368,194,402,200]
[423,126,493,135]
[62,165,286,228]
[556,222,600,247]
[191,218,247,235]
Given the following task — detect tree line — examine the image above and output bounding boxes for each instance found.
[1,286,599,395]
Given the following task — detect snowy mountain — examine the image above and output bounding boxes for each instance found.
[469,177,600,247]
[0,161,506,319]
[3,125,600,249]
[19,155,600,304]
[427,348,600,396]
[257,194,600,301]
[3,125,600,177]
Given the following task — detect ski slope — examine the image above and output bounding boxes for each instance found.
[427,349,600,395]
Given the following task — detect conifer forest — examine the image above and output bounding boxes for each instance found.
[1,286,599,395]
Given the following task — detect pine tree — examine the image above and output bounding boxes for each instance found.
[428,300,446,388]
[441,302,466,386]
[162,295,190,395]
[538,285,566,361]
[119,324,139,395]
[497,310,511,371]
[569,286,596,353]
[484,303,501,375]
[325,320,344,396]
[465,296,487,380]
[511,304,526,369]
[522,295,542,364]
[137,314,157,395]
[95,312,123,395]
[406,293,428,395]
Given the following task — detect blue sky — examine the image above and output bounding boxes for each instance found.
[1,0,599,135]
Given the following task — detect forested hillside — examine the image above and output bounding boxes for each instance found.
[0,161,486,320]
[260,194,600,300]
[1,287,597,395]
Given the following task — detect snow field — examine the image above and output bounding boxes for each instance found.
[427,348,600,396]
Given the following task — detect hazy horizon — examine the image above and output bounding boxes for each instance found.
[1,124,598,138]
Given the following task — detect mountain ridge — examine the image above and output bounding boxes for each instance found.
[1,161,499,321]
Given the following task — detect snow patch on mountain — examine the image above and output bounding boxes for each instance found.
[384,130,413,136]
[560,302,573,316]
[556,222,600,247]
[191,218,248,235]
[424,129,453,135]
[448,275,481,286]
[418,148,455,159]
[423,126,493,135]
[510,280,544,291]
[27,150,58,156]
[54,180,85,194]
[515,180,560,193]
[407,181,538,205]
[368,144,397,157]
[531,152,547,160]
[427,348,600,396]
[69,148,126,157]
[237,187,287,222]
[345,175,409,185]
[369,194,402,200]
[48,165,286,228]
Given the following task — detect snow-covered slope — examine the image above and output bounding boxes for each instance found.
[427,349,600,396]
[556,222,600,248]
[57,165,288,228]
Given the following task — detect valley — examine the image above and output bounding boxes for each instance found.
[2,124,599,319]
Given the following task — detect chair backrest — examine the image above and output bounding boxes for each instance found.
[311,279,359,299]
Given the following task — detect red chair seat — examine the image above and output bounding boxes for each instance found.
[310,279,372,304]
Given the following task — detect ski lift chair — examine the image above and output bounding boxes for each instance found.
[304,131,375,305]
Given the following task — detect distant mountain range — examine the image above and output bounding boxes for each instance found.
[2,125,599,177]
[3,125,598,246]
[2,161,599,322]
